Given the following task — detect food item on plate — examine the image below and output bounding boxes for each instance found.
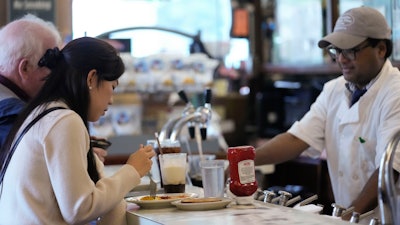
[181,197,222,203]
[139,194,189,201]
[140,196,159,200]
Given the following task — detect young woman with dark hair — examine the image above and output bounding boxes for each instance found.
[0,37,155,225]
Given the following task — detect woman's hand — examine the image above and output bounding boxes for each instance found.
[93,147,108,162]
[126,144,155,177]
[90,136,111,162]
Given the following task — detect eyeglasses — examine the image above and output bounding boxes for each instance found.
[327,43,371,61]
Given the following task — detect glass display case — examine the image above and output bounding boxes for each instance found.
[272,0,323,65]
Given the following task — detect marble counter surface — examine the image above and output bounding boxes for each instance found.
[126,186,351,225]
[127,201,352,225]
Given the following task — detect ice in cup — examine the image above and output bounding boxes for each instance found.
[200,160,225,198]
[159,153,187,193]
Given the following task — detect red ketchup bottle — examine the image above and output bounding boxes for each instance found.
[228,146,258,203]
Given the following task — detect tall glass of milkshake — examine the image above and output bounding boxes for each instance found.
[159,153,187,193]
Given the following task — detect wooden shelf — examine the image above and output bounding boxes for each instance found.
[263,60,400,76]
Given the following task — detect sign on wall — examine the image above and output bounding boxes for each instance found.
[7,0,55,22]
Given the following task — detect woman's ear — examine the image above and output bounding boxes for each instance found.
[87,69,97,89]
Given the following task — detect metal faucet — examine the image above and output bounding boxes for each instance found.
[178,90,197,139]
[169,89,212,141]
[378,131,400,225]
[158,90,196,141]
[159,89,212,142]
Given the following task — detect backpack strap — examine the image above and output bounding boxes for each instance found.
[0,107,66,185]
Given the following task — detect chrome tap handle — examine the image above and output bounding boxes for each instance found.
[331,203,346,217]
[350,212,360,223]
[204,88,212,105]
[352,210,378,224]
[179,90,196,139]
[369,218,381,225]
[189,126,195,139]
[278,190,292,206]
[198,88,212,140]
[200,127,207,140]
[178,90,189,103]
[263,190,276,203]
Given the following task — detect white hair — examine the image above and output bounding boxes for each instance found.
[0,14,62,75]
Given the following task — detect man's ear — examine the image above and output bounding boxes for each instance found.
[378,41,387,58]
[87,69,97,89]
[18,59,31,80]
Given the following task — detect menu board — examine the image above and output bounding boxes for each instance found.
[7,0,55,22]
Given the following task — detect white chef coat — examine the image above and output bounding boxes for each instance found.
[289,59,400,208]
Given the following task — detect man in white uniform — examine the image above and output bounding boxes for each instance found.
[254,6,400,223]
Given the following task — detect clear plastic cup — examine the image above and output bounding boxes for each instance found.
[159,153,187,193]
[200,160,225,198]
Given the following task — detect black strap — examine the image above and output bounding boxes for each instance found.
[0,107,66,185]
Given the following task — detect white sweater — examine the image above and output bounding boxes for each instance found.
[0,102,141,225]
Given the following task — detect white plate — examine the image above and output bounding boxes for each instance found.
[125,193,198,209]
[171,197,232,211]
